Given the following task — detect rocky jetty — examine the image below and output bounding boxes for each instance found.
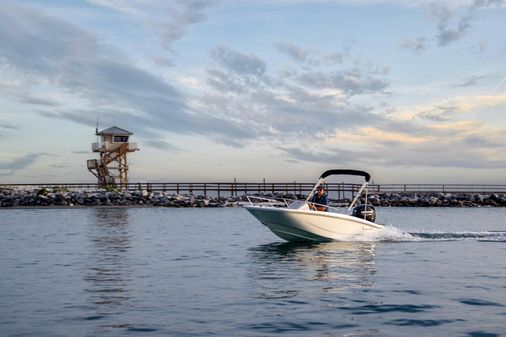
[0,188,244,208]
[1,188,506,208]
[356,192,506,207]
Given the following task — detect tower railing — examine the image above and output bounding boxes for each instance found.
[92,142,135,152]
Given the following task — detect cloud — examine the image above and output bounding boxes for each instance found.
[275,42,320,66]
[296,69,389,96]
[0,3,102,77]
[417,104,459,121]
[430,2,473,46]
[205,69,250,94]
[210,46,267,77]
[0,121,20,130]
[50,163,71,169]
[143,139,180,152]
[280,121,506,169]
[86,0,216,49]
[332,127,436,145]
[0,153,49,176]
[455,94,506,112]
[0,154,47,170]
[400,37,429,53]
[280,146,361,165]
[0,3,254,147]
[161,0,216,48]
[398,1,505,52]
[325,52,344,64]
[430,0,505,47]
[198,44,392,146]
[276,42,346,66]
[391,93,506,122]
[273,81,506,171]
[17,95,61,107]
[453,74,487,87]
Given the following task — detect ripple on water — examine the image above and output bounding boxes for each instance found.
[244,321,358,333]
[339,303,439,315]
[104,324,158,333]
[391,289,423,295]
[385,318,465,327]
[466,331,501,337]
[82,315,105,321]
[458,298,504,307]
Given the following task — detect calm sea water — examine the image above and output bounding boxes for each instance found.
[1,207,506,337]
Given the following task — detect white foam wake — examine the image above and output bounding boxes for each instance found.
[351,225,416,242]
[351,226,506,242]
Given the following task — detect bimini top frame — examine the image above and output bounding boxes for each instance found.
[319,169,370,182]
[305,169,372,213]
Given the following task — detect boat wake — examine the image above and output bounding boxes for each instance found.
[407,230,506,242]
[354,226,506,243]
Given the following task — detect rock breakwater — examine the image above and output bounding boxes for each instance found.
[358,192,506,207]
[0,188,242,208]
[1,188,506,208]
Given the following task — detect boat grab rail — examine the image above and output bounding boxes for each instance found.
[245,195,345,214]
[245,195,290,207]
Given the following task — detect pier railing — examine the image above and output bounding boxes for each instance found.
[1,182,506,197]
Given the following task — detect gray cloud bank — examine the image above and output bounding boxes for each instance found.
[0,153,49,177]
[1,1,505,174]
[201,44,390,140]
[0,2,253,149]
[280,131,506,170]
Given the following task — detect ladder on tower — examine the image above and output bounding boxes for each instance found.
[101,143,130,166]
[87,159,115,187]
[87,143,130,188]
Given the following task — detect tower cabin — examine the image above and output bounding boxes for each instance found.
[87,126,139,189]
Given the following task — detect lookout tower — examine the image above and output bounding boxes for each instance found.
[87,126,139,188]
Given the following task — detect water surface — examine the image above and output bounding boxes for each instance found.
[1,207,506,336]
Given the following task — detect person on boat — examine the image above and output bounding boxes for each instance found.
[310,186,328,211]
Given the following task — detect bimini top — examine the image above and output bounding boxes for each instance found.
[319,169,371,182]
[96,126,133,136]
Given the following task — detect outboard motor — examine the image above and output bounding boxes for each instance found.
[352,205,376,222]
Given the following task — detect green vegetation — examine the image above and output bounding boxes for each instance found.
[53,186,69,193]
[103,184,119,192]
[37,188,49,196]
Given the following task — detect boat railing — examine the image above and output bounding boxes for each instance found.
[245,195,345,214]
[245,195,289,207]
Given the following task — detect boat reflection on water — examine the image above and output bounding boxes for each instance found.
[247,241,377,298]
[84,208,132,309]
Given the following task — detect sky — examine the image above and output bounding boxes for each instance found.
[1,0,506,184]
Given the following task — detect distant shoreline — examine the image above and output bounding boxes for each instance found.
[1,187,506,208]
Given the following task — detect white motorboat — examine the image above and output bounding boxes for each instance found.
[244,169,384,242]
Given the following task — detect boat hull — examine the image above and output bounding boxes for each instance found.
[245,206,383,242]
